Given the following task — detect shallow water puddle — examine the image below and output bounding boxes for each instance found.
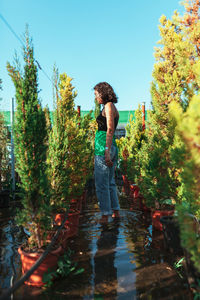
[0,196,192,299]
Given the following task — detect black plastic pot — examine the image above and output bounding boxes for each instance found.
[160,215,183,256]
[0,189,10,208]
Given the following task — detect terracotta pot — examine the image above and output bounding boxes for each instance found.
[151,209,174,231]
[18,245,62,287]
[55,210,80,238]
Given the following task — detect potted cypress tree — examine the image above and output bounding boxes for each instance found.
[117,106,146,208]
[126,107,144,183]
[48,70,94,237]
[137,117,176,230]
[168,1,200,292]
[136,2,200,229]
[116,136,130,196]
[48,69,77,212]
[7,30,62,286]
[169,97,200,290]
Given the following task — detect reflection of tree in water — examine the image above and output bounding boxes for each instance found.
[40,210,95,299]
[124,213,191,299]
[0,215,25,292]
[94,222,119,300]
[125,212,167,267]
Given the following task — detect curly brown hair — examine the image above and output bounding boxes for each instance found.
[94,82,118,104]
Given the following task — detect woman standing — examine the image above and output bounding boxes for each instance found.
[94,82,120,224]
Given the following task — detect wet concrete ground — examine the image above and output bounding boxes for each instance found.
[0,192,192,300]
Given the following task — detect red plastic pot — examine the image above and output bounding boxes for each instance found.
[18,245,62,287]
[129,184,140,198]
[151,209,174,231]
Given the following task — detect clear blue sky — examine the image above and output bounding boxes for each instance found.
[1,0,184,112]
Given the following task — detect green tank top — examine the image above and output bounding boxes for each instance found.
[94,130,118,157]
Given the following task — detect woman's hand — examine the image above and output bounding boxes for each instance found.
[105,150,113,167]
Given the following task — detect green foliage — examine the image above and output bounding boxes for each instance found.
[153,9,199,111]
[94,98,100,119]
[173,257,185,279]
[153,0,200,273]
[135,1,200,208]
[0,80,10,190]
[43,106,52,137]
[48,69,94,211]
[174,257,185,269]
[0,111,10,191]
[48,71,76,209]
[7,29,51,249]
[117,105,145,183]
[193,279,200,299]
[42,249,84,288]
[126,107,145,183]
[136,113,178,208]
[169,96,200,272]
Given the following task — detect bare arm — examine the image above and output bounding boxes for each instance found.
[104,102,115,166]
[105,102,114,150]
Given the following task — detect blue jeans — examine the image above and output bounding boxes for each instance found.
[94,145,120,216]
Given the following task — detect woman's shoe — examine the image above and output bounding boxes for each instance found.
[112,210,120,219]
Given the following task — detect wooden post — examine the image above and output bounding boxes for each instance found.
[77,105,81,117]
[77,105,81,127]
[11,97,15,197]
[142,102,145,131]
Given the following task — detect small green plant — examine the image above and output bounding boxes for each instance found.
[194,293,200,300]
[43,249,84,288]
[174,257,185,269]
[174,257,185,279]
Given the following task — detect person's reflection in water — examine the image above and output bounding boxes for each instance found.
[94,221,120,299]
